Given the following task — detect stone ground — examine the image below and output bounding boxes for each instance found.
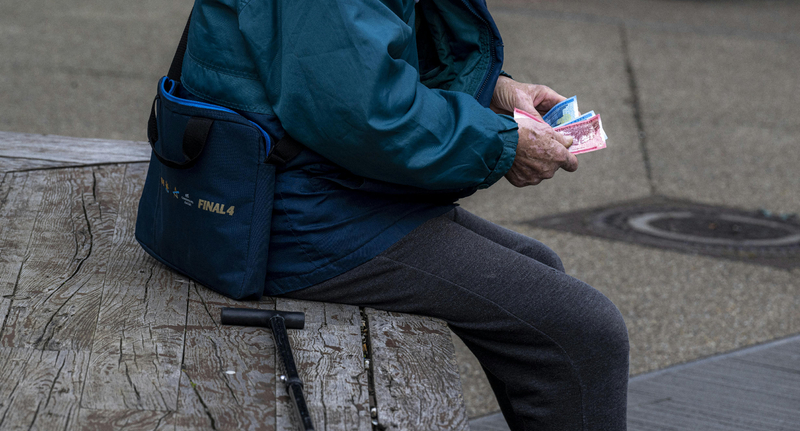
[472,334,800,431]
[1,0,798,427]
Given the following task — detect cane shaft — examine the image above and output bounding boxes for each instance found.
[270,316,315,431]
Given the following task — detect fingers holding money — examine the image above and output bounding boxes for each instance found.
[505,117,579,187]
[490,76,567,118]
[515,106,607,155]
[547,134,579,173]
[527,85,568,118]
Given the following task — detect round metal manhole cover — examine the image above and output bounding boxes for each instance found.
[593,205,800,259]
[626,212,800,247]
[527,198,800,268]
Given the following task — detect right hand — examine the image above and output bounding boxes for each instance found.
[505,116,579,187]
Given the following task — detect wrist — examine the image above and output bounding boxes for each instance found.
[491,76,517,115]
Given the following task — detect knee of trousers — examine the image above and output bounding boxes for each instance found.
[511,281,630,373]
[570,293,630,370]
[520,240,566,272]
[489,282,629,370]
[541,247,565,272]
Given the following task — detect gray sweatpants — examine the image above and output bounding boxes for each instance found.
[282,207,629,431]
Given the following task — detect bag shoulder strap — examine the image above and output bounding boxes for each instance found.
[167,14,192,82]
[267,135,304,164]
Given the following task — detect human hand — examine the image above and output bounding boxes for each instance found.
[490,76,566,120]
[505,116,578,187]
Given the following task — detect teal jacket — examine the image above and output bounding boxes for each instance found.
[181,0,520,294]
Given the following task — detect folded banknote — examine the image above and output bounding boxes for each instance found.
[563,110,608,141]
[544,97,608,140]
[542,96,581,127]
[514,107,607,155]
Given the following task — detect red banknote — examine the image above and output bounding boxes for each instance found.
[514,108,607,155]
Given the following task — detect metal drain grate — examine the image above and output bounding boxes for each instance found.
[526,197,800,269]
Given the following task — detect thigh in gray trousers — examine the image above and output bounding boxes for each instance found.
[281,207,629,431]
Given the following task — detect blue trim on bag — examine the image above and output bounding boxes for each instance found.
[159,77,272,153]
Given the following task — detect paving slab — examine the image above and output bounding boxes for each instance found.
[0,67,158,141]
[628,27,800,214]
[488,0,800,42]
[471,334,800,431]
[0,0,189,140]
[627,334,800,431]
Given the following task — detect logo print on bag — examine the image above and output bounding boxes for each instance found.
[161,177,179,197]
[198,199,235,216]
[161,177,235,216]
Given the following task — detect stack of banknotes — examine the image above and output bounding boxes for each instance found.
[513,96,607,154]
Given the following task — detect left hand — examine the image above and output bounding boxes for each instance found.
[505,116,577,187]
[490,76,567,121]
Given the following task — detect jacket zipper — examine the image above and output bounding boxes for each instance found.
[159,77,273,153]
[459,0,495,101]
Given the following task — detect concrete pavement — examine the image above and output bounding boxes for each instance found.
[1,0,798,424]
[473,334,800,431]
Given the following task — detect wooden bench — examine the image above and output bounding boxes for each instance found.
[0,131,470,430]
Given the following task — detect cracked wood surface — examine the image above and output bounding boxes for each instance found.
[0,348,88,430]
[275,298,371,431]
[0,132,468,430]
[2,166,124,351]
[81,164,187,413]
[174,286,279,430]
[367,309,470,431]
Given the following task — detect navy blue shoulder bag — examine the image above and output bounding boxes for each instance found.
[135,14,301,300]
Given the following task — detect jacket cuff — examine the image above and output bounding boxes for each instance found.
[479,114,518,189]
[499,70,513,80]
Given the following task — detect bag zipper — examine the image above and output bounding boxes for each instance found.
[159,77,272,154]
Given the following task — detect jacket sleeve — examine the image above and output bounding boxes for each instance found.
[237,0,518,190]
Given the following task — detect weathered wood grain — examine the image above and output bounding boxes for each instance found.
[0,301,9,343]
[274,298,371,431]
[0,172,47,296]
[366,308,470,431]
[0,131,151,169]
[0,172,46,339]
[1,165,125,351]
[0,146,470,431]
[0,156,89,174]
[81,163,189,412]
[0,347,88,430]
[76,409,176,431]
[175,287,278,431]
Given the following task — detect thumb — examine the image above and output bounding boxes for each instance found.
[513,88,544,121]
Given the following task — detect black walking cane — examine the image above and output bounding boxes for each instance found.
[220,308,315,431]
